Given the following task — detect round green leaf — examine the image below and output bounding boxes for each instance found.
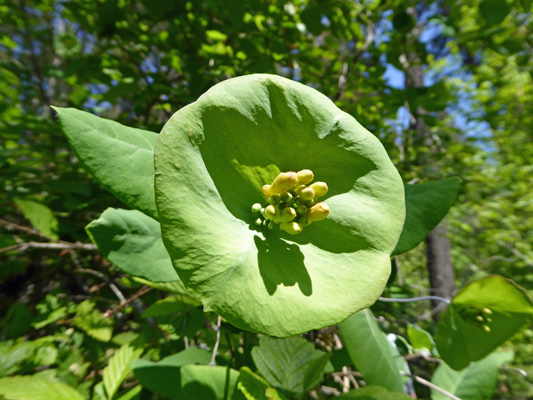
[155,74,405,336]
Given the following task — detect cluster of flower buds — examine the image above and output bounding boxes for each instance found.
[460,306,493,333]
[251,169,330,235]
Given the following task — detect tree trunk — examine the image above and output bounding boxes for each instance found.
[402,8,456,312]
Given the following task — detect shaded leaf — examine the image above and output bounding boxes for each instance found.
[337,386,413,399]
[407,325,434,352]
[237,367,288,400]
[435,275,533,370]
[339,309,404,392]
[86,208,178,282]
[393,177,461,255]
[251,336,329,396]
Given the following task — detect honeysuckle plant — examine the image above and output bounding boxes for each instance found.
[48,73,533,400]
[153,74,406,336]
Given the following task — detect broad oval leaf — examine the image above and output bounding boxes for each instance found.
[251,336,330,397]
[393,177,461,255]
[435,275,533,370]
[131,347,212,399]
[339,309,405,393]
[155,74,405,336]
[86,208,178,282]
[431,351,513,400]
[337,386,413,400]
[53,107,159,219]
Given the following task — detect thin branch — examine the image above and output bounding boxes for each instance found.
[0,218,56,242]
[102,286,152,318]
[0,241,97,254]
[378,295,451,305]
[75,268,126,303]
[400,371,461,400]
[209,315,222,366]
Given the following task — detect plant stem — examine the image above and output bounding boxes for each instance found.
[378,295,451,305]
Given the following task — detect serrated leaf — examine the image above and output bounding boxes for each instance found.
[237,367,288,400]
[53,107,159,219]
[14,199,58,240]
[0,376,85,400]
[339,309,405,392]
[251,336,330,396]
[435,275,533,370]
[431,351,514,400]
[71,300,113,342]
[86,208,178,282]
[393,177,461,255]
[103,345,143,400]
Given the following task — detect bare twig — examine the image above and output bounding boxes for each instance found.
[0,218,58,242]
[102,286,153,318]
[0,241,97,254]
[378,295,451,305]
[75,268,126,303]
[400,371,461,400]
[209,315,222,366]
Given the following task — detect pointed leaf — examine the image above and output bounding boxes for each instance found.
[435,275,533,370]
[14,199,58,240]
[53,107,159,219]
[393,177,461,255]
[155,74,405,336]
[0,376,85,400]
[103,345,143,400]
[337,386,413,399]
[86,208,178,282]
[237,367,288,400]
[431,351,514,400]
[339,309,404,392]
[251,336,329,396]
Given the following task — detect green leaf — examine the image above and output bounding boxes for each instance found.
[179,365,245,400]
[155,74,406,336]
[431,351,514,400]
[14,199,58,240]
[339,309,404,392]
[407,325,434,352]
[86,208,178,282]
[393,177,461,255]
[479,0,511,27]
[237,367,288,400]
[131,347,212,398]
[116,385,141,400]
[71,300,113,342]
[251,336,330,396]
[53,107,159,219]
[0,376,85,400]
[103,345,143,400]
[435,275,533,370]
[141,296,185,318]
[337,386,413,399]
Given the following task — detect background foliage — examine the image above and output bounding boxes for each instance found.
[1,0,532,399]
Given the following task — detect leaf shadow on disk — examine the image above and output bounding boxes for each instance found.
[254,235,312,296]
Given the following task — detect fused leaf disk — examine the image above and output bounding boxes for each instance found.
[154,74,405,336]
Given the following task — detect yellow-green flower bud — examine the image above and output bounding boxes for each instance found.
[264,205,279,220]
[482,308,493,315]
[268,194,281,205]
[296,169,314,185]
[255,218,263,226]
[476,315,484,322]
[297,215,311,226]
[280,192,293,204]
[280,221,303,235]
[304,198,317,207]
[252,203,262,213]
[299,187,315,201]
[262,172,298,198]
[483,325,491,333]
[277,207,296,223]
[296,205,308,215]
[268,221,274,230]
[310,181,328,198]
[307,202,330,222]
